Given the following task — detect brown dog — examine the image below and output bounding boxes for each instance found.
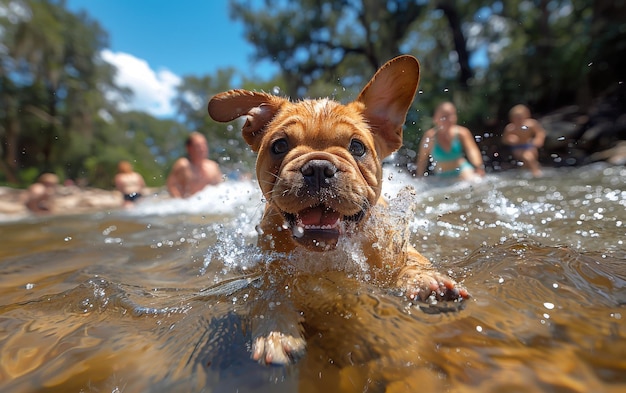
[208,55,468,365]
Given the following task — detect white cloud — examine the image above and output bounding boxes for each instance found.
[101,49,181,117]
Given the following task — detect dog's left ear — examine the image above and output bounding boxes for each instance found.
[208,90,285,151]
[356,55,420,158]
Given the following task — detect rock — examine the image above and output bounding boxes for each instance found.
[539,83,626,166]
[589,141,626,165]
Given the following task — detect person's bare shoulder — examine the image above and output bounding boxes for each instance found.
[173,156,191,169]
[458,126,473,136]
[27,183,46,197]
[503,122,516,133]
[458,126,477,141]
[169,157,191,177]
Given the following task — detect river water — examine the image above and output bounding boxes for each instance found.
[0,163,624,393]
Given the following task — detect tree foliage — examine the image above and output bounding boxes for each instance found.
[1,0,624,188]
[229,0,625,155]
[1,0,119,185]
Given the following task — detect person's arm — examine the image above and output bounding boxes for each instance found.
[166,159,186,198]
[460,127,485,176]
[209,161,224,185]
[415,130,434,177]
[530,119,546,148]
[501,124,517,146]
[137,173,147,193]
[114,174,124,193]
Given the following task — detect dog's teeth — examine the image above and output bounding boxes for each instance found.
[293,225,305,238]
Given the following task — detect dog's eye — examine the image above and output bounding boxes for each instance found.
[271,138,289,155]
[349,139,366,157]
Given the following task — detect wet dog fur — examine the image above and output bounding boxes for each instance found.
[208,55,468,365]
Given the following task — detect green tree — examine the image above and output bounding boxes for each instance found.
[230,0,431,98]
[0,0,119,185]
[229,0,625,158]
[228,0,481,158]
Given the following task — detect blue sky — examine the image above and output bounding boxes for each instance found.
[66,0,277,117]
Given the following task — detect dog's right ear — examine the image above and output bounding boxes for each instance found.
[208,90,285,152]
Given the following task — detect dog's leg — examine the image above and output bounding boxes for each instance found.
[250,285,306,365]
[396,248,470,302]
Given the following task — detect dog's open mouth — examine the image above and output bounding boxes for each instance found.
[284,205,364,250]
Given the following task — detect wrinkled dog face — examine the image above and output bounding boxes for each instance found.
[208,55,420,253]
[254,98,383,250]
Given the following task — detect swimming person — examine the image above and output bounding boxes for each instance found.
[502,104,546,177]
[24,173,59,213]
[415,102,485,181]
[166,132,223,198]
[114,161,146,207]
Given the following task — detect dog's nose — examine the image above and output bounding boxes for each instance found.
[301,160,337,190]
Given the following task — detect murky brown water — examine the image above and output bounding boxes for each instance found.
[1,164,625,392]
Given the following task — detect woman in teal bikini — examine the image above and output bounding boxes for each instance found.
[415,102,485,181]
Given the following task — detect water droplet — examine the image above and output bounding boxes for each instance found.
[102,225,117,236]
[476,325,483,332]
[543,302,555,310]
[272,86,281,95]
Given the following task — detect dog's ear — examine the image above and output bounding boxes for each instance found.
[208,90,285,151]
[356,55,420,158]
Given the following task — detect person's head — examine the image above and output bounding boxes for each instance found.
[117,160,133,174]
[38,173,59,188]
[433,102,458,129]
[509,104,531,125]
[185,132,209,162]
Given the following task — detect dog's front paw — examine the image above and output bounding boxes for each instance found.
[252,331,306,365]
[397,269,469,303]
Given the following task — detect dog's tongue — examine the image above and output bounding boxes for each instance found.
[299,206,340,226]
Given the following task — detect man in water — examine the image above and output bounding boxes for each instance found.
[114,160,146,207]
[502,104,546,177]
[166,132,223,198]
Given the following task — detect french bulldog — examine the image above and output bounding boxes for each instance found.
[208,55,468,365]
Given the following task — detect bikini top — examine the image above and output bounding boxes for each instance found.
[431,131,464,162]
